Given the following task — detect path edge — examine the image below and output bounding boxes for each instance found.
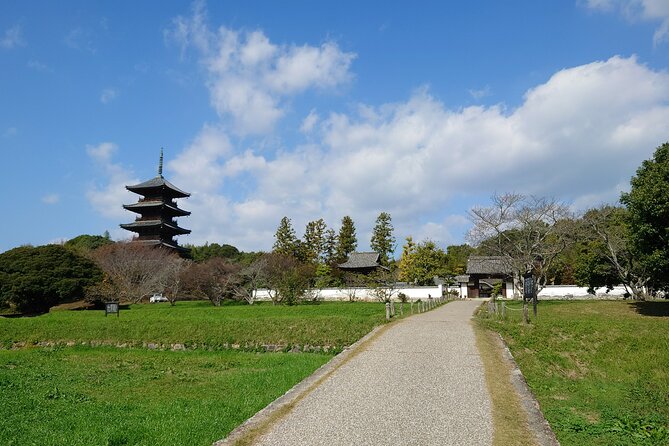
[213,323,388,446]
[494,333,561,446]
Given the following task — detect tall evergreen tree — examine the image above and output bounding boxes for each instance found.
[323,228,337,264]
[370,212,396,266]
[398,236,417,282]
[273,216,298,257]
[335,216,357,262]
[303,218,327,264]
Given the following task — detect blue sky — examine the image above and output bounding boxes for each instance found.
[2,0,669,253]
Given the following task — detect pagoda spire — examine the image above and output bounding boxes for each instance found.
[158,148,164,178]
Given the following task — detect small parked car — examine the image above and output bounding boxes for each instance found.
[149,293,168,303]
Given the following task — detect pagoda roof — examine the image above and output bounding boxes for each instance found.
[120,219,191,235]
[132,239,190,253]
[126,176,190,198]
[123,201,190,216]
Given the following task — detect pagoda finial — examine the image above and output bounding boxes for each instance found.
[158,148,164,178]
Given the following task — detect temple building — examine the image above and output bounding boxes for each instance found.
[120,150,191,254]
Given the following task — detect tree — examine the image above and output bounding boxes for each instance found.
[181,257,240,306]
[370,212,396,266]
[0,245,102,313]
[273,217,299,258]
[164,258,189,305]
[621,142,669,292]
[576,206,648,298]
[467,193,574,297]
[303,218,327,264]
[335,216,357,262]
[88,243,184,303]
[234,256,270,305]
[445,244,475,276]
[187,242,240,263]
[369,267,399,303]
[64,234,113,253]
[322,228,337,264]
[262,253,315,305]
[398,236,417,283]
[398,239,448,285]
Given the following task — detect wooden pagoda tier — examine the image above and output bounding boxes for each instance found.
[121,151,191,255]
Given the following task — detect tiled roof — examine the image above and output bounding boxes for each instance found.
[123,201,190,216]
[338,252,382,269]
[126,176,190,198]
[466,256,512,275]
[120,219,190,235]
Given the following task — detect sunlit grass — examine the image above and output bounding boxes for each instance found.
[478,300,669,446]
[0,301,389,352]
[0,346,330,446]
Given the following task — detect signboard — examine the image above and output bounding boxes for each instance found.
[105,302,120,317]
[523,273,534,300]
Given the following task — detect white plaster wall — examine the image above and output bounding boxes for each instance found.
[460,283,468,299]
[537,285,628,298]
[505,281,516,298]
[253,285,445,302]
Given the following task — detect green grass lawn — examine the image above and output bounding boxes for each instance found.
[0,346,330,446]
[478,300,669,446]
[0,301,389,351]
[0,301,392,445]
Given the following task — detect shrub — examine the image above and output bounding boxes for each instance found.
[0,245,102,313]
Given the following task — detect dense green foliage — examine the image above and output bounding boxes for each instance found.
[185,242,262,266]
[0,245,101,313]
[621,142,669,291]
[302,218,327,264]
[479,300,669,445]
[0,347,329,446]
[0,301,389,350]
[445,244,474,276]
[398,237,448,285]
[273,216,300,258]
[335,215,357,262]
[188,242,239,262]
[370,212,396,266]
[64,234,113,253]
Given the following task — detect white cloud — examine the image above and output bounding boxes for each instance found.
[41,194,60,205]
[300,109,320,133]
[584,0,669,45]
[168,124,232,193]
[469,85,491,100]
[100,88,118,104]
[86,143,139,219]
[165,7,669,252]
[180,55,668,251]
[166,2,355,135]
[1,25,24,49]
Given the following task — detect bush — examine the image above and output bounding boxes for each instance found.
[0,245,102,313]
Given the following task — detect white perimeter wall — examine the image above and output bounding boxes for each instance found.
[253,284,630,302]
[537,285,628,298]
[253,284,451,302]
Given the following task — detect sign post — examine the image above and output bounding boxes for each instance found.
[105,301,120,317]
[523,272,535,323]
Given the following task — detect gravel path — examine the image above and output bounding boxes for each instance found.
[253,300,492,446]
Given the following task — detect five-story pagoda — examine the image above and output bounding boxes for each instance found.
[121,150,191,254]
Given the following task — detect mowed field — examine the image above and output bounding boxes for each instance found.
[0,301,389,446]
[479,300,669,446]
